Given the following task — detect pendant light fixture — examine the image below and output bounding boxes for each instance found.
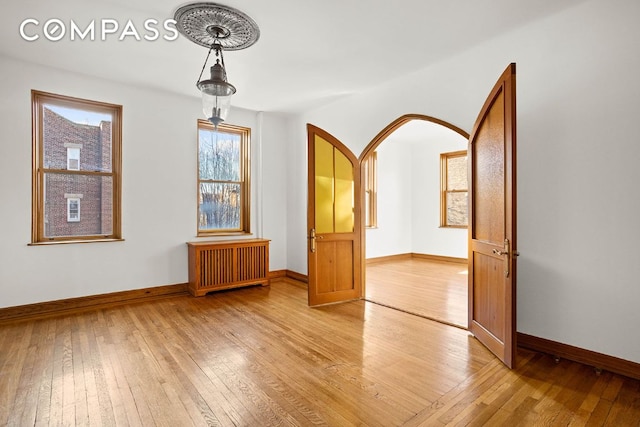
[174,3,260,127]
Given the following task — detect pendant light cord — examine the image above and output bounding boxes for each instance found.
[196,43,216,84]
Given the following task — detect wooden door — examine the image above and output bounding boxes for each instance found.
[307,124,362,306]
[468,63,518,368]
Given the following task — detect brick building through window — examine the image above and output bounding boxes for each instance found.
[42,106,113,238]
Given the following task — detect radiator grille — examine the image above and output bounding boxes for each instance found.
[199,247,234,286]
[237,245,267,282]
[187,239,270,296]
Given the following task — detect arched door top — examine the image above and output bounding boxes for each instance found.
[359,114,469,161]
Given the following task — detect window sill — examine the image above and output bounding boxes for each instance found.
[29,238,125,246]
[196,231,253,238]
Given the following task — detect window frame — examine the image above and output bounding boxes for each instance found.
[440,150,468,228]
[67,197,81,222]
[31,90,123,244]
[363,151,378,228]
[196,119,251,236]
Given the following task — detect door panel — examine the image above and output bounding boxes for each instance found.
[308,124,361,306]
[316,240,354,294]
[473,90,505,244]
[472,251,505,339]
[468,63,517,368]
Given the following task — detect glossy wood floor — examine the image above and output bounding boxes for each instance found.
[1,279,639,426]
[366,258,468,328]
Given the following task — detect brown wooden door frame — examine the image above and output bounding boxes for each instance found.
[468,63,518,368]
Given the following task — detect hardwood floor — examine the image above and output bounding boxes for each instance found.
[1,279,639,426]
[366,257,468,328]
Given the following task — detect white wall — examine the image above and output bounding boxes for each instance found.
[284,118,308,276]
[290,0,640,363]
[256,111,289,269]
[365,139,413,259]
[409,129,467,258]
[366,122,467,259]
[0,55,289,308]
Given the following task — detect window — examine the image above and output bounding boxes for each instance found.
[67,197,80,222]
[197,119,250,235]
[67,146,80,170]
[31,90,122,243]
[440,150,468,228]
[363,151,377,228]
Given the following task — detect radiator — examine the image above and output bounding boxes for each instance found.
[187,239,270,296]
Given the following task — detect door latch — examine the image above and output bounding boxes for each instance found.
[309,228,316,253]
[492,238,516,278]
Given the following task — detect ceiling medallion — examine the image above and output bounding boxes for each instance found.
[174,2,260,51]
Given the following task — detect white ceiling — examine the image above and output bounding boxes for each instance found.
[1,0,587,114]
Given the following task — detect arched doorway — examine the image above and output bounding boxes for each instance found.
[359,114,469,328]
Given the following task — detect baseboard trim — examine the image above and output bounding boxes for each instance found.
[0,283,188,324]
[0,270,308,324]
[517,332,640,381]
[411,253,467,264]
[285,270,308,283]
[366,253,412,264]
[269,269,288,279]
[366,253,467,265]
[270,270,308,283]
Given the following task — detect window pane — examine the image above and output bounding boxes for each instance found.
[314,137,334,234]
[67,147,80,170]
[199,182,241,230]
[447,155,467,190]
[363,152,377,228]
[365,191,371,227]
[44,173,113,238]
[198,129,240,181]
[43,104,113,172]
[196,120,250,236]
[447,191,468,226]
[314,137,355,233]
[334,148,354,233]
[67,198,80,222]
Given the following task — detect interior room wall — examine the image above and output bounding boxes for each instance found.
[255,112,289,270]
[290,0,640,363]
[365,139,413,259]
[284,119,308,276]
[365,123,467,259]
[409,129,467,259]
[0,55,288,308]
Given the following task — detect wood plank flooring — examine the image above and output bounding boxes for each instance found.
[1,279,639,426]
[366,258,468,328]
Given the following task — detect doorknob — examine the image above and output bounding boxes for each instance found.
[309,228,316,253]
[308,229,324,253]
[492,239,514,278]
